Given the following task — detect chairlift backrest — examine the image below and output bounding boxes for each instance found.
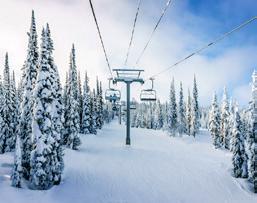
[140,78,157,102]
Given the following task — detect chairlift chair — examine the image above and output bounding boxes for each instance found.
[140,77,157,102]
[140,89,157,101]
[105,78,121,103]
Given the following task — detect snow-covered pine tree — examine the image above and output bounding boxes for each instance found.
[249,70,257,192]
[209,92,221,148]
[78,71,83,132]
[2,53,16,153]
[30,28,58,190]
[11,71,20,125]
[90,89,97,134]
[81,72,91,134]
[20,10,39,179]
[11,135,22,188]
[220,87,230,149]
[146,103,153,129]
[178,82,186,135]
[8,71,20,151]
[63,72,68,111]
[168,78,177,136]
[69,44,79,101]
[232,107,248,178]
[45,24,64,185]
[154,99,163,130]
[191,75,200,137]
[63,45,81,149]
[186,89,192,136]
[228,99,236,151]
[0,76,5,153]
[99,81,104,128]
[95,77,104,129]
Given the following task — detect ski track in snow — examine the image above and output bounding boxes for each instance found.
[0,122,257,203]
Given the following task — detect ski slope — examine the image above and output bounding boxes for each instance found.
[0,121,256,203]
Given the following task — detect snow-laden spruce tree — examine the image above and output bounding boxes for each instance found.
[96,78,104,129]
[228,99,236,151]
[209,92,221,148]
[191,75,200,137]
[154,99,163,130]
[220,87,230,149]
[63,45,81,149]
[69,44,79,101]
[78,71,83,132]
[90,89,97,134]
[2,53,16,153]
[186,89,192,136]
[11,135,22,188]
[45,24,64,185]
[20,10,39,179]
[178,82,186,135]
[63,72,68,112]
[10,71,20,133]
[249,70,257,192]
[0,76,5,153]
[146,103,154,129]
[8,71,20,152]
[81,72,91,134]
[168,78,177,136]
[232,107,248,178]
[30,28,59,190]
[99,81,104,127]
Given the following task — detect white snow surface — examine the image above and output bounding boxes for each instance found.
[0,121,257,203]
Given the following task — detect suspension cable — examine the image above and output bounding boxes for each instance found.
[148,16,257,80]
[124,0,142,66]
[89,0,113,78]
[135,0,173,65]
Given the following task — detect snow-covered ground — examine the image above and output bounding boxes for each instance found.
[0,121,256,203]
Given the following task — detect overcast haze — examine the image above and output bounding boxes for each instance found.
[0,0,256,106]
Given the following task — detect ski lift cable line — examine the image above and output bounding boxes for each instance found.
[135,0,173,65]
[89,0,113,78]
[124,0,142,66]
[147,16,257,80]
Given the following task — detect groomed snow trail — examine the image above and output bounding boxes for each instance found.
[0,121,256,203]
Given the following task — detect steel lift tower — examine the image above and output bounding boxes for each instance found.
[113,69,144,145]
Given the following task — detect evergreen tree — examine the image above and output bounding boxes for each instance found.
[30,28,59,190]
[228,99,236,151]
[45,24,64,185]
[99,81,104,128]
[96,77,104,129]
[191,75,200,137]
[90,89,97,134]
[20,10,39,179]
[9,71,20,149]
[81,72,91,134]
[63,72,68,111]
[11,135,22,188]
[220,87,230,149]
[209,92,221,148]
[186,89,192,135]
[168,78,177,136]
[154,99,163,130]
[178,82,186,135]
[2,53,15,152]
[232,108,248,178]
[63,45,81,149]
[249,70,257,192]
[0,76,5,153]
[78,71,83,132]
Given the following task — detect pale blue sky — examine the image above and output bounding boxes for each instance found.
[0,0,256,106]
